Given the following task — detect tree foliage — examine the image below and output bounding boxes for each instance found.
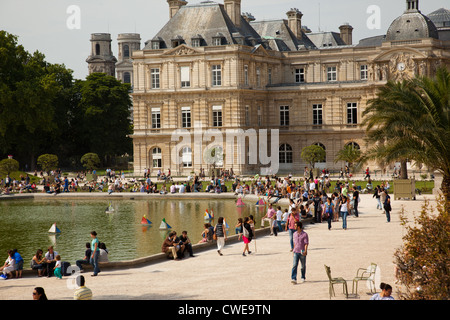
[0,31,133,170]
[80,153,101,171]
[0,158,19,175]
[394,196,450,300]
[334,144,362,172]
[37,154,59,172]
[301,145,326,169]
[362,67,450,203]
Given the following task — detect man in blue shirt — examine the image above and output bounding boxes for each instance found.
[13,249,23,278]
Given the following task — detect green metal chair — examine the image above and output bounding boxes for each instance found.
[324,265,348,299]
[352,262,377,295]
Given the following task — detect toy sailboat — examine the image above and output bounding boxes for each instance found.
[236,198,245,207]
[105,203,115,213]
[255,198,266,207]
[159,218,172,230]
[204,209,214,220]
[48,223,61,234]
[141,215,152,225]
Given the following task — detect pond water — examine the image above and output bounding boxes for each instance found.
[0,198,269,264]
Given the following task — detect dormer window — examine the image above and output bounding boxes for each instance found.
[191,34,203,47]
[152,42,160,50]
[213,33,225,46]
[151,37,164,50]
[171,35,184,48]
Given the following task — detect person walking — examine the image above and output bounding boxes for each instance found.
[324,197,334,230]
[287,207,300,252]
[340,196,349,230]
[214,217,227,256]
[352,187,360,217]
[373,185,383,210]
[90,231,100,276]
[242,217,253,256]
[383,190,392,222]
[291,221,309,284]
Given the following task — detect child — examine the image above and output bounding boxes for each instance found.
[276,206,283,232]
[53,255,62,279]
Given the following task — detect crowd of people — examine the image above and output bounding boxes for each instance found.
[1,231,108,281]
[1,166,399,300]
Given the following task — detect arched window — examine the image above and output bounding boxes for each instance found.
[205,146,223,167]
[95,43,100,55]
[181,146,192,167]
[123,45,130,58]
[314,143,326,163]
[151,147,162,168]
[123,72,131,84]
[345,142,360,150]
[279,144,293,164]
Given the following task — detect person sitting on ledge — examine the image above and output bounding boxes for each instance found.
[162,231,184,260]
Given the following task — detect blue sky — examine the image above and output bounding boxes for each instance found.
[0,0,447,79]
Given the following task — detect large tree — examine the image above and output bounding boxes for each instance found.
[0,31,76,169]
[362,67,450,206]
[74,73,132,166]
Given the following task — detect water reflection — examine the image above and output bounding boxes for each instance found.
[0,198,271,264]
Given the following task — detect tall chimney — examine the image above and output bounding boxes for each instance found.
[224,0,242,28]
[286,8,303,39]
[167,0,188,19]
[339,23,353,45]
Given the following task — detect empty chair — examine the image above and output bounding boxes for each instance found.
[324,264,348,299]
[352,262,377,295]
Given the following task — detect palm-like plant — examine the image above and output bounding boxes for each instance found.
[362,67,450,206]
[334,144,362,174]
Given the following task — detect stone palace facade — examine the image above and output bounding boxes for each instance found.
[97,0,450,176]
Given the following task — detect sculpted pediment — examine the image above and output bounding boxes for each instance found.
[162,44,201,56]
[370,48,429,81]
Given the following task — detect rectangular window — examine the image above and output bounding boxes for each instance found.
[192,39,200,47]
[180,66,190,88]
[280,106,290,127]
[151,68,160,89]
[256,67,261,87]
[327,66,337,82]
[257,106,262,126]
[295,68,305,83]
[268,68,272,85]
[360,65,368,80]
[181,107,191,128]
[212,65,222,87]
[347,102,358,124]
[151,108,161,129]
[244,65,249,86]
[245,105,250,126]
[182,147,192,167]
[152,42,160,50]
[212,106,222,127]
[213,38,222,46]
[313,104,323,126]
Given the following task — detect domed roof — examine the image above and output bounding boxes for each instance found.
[386,4,439,41]
[427,8,450,28]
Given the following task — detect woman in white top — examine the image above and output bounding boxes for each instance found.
[340,196,349,230]
[370,283,395,300]
[0,250,16,279]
